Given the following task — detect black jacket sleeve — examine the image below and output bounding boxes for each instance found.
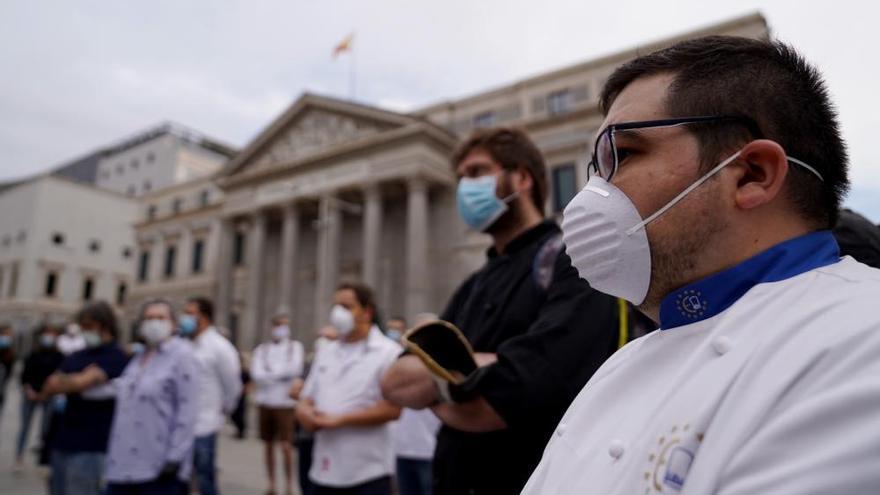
[468,251,620,430]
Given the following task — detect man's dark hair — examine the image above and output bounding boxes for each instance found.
[187,297,214,323]
[600,35,848,228]
[139,298,177,324]
[76,300,119,339]
[452,127,548,214]
[336,282,380,324]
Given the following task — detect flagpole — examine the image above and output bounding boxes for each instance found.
[349,43,356,100]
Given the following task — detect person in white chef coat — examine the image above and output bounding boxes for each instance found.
[252,314,305,495]
[296,282,402,495]
[523,35,880,495]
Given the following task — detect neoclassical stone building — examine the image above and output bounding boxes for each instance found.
[128,13,769,349]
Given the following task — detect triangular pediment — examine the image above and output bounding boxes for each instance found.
[224,93,418,178]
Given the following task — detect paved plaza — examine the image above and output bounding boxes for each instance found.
[0,368,298,495]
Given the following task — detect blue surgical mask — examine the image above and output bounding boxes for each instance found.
[457,174,518,231]
[83,331,102,348]
[40,335,56,348]
[178,315,198,337]
[0,335,11,349]
[130,342,146,355]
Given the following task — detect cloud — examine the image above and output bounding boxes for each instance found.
[2,0,880,197]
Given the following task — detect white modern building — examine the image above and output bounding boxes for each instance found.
[93,122,236,197]
[0,175,139,343]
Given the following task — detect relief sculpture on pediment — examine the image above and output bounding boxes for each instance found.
[249,110,385,171]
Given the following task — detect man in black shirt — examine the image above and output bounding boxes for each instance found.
[41,301,130,495]
[381,128,623,495]
[16,325,64,469]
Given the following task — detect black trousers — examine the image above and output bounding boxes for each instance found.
[313,476,392,495]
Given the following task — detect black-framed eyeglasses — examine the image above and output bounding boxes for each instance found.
[587,115,765,181]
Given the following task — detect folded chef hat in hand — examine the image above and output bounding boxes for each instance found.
[402,320,477,386]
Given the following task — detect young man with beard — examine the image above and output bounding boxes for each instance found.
[522,36,880,494]
[381,128,623,495]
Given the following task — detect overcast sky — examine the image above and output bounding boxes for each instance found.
[2,0,879,219]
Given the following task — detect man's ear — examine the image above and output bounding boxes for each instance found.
[514,167,534,195]
[732,139,789,211]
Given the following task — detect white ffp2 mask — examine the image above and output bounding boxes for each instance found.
[562,151,743,305]
[330,305,355,337]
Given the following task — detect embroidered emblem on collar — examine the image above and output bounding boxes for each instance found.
[676,290,708,320]
[644,424,704,493]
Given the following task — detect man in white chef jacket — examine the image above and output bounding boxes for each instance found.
[296,282,402,495]
[252,314,305,495]
[522,35,880,495]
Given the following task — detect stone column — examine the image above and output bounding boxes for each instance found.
[0,263,9,300]
[361,183,383,289]
[314,195,341,330]
[246,212,266,349]
[151,236,165,283]
[278,203,300,315]
[178,227,193,278]
[214,218,235,332]
[406,178,430,320]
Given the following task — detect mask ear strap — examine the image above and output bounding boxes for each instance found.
[501,191,520,204]
[626,151,742,236]
[500,168,528,204]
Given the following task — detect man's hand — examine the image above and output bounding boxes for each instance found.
[289,378,305,401]
[380,355,440,409]
[474,352,498,367]
[296,399,321,432]
[312,412,343,430]
[82,364,108,387]
[24,385,39,402]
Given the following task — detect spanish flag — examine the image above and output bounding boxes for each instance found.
[333,33,354,58]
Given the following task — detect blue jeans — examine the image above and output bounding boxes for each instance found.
[193,433,217,495]
[396,458,432,495]
[17,393,50,460]
[105,478,186,495]
[51,451,105,495]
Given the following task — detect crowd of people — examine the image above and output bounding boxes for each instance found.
[3,33,880,495]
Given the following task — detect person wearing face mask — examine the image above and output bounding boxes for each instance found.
[522,36,880,495]
[251,314,305,495]
[0,324,15,436]
[179,296,241,495]
[380,128,624,495]
[384,317,407,343]
[57,323,86,356]
[39,301,130,495]
[385,315,441,495]
[296,283,403,495]
[102,298,199,495]
[15,325,64,471]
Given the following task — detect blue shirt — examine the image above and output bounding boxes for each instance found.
[105,337,199,483]
[54,343,130,453]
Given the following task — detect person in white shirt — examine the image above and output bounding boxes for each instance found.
[522,35,880,495]
[252,314,305,495]
[385,316,440,495]
[296,282,402,495]
[180,297,242,495]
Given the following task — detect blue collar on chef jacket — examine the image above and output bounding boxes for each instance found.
[659,230,840,330]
